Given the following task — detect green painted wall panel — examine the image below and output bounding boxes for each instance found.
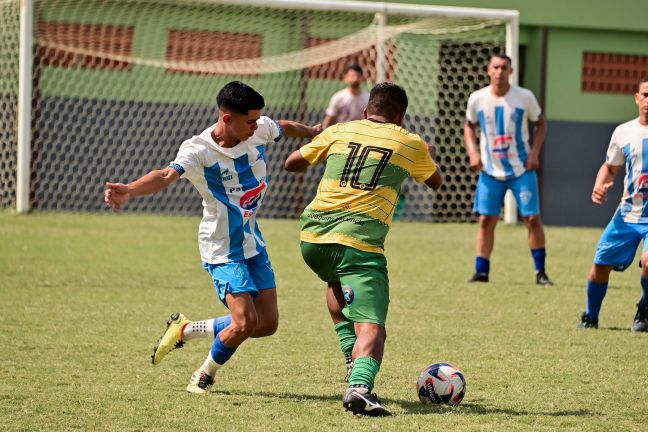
[360,0,647,33]
[545,28,648,123]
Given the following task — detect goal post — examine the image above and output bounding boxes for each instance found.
[6,0,519,222]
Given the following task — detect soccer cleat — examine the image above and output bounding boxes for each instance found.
[468,272,489,283]
[536,271,554,286]
[151,312,189,365]
[342,389,392,417]
[186,369,214,394]
[632,303,648,332]
[577,312,598,329]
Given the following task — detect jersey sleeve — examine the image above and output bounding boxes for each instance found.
[299,127,334,165]
[169,141,204,178]
[257,116,283,143]
[605,127,625,166]
[465,92,479,124]
[410,139,438,183]
[525,90,542,122]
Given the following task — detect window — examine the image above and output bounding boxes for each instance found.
[582,52,648,94]
[166,30,262,75]
[39,21,134,70]
[304,37,395,81]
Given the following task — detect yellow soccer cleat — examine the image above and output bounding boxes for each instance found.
[186,369,214,394]
[151,312,189,365]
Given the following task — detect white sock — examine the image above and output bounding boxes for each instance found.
[200,353,221,377]
[183,319,215,341]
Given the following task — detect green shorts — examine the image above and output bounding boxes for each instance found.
[300,241,389,326]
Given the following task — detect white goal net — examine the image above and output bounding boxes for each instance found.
[0,0,515,221]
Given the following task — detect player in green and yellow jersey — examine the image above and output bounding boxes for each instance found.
[284,82,443,416]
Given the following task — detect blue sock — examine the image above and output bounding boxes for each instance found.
[531,248,546,272]
[475,256,490,274]
[210,335,237,365]
[213,315,232,336]
[640,277,648,308]
[586,280,608,320]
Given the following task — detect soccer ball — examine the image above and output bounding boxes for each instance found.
[417,362,466,405]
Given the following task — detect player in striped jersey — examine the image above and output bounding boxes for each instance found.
[103,81,319,393]
[285,83,443,416]
[465,53,553,285]
[579,76,648,331]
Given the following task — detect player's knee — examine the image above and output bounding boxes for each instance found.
[258,315,279,336]
[231,312,258,337]
[524,215,542,229]
[478,216,497,230]
[589,264,612,282]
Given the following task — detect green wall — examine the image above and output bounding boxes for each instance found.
[545,28,648,123]
[360,0,647,32]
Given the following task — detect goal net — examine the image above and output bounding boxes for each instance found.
[0,0,511,221]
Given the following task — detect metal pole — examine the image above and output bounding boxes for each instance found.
[17,0,34,213]
[503,16,519,224]
[375,11,386,83]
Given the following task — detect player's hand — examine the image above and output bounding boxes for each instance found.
[592,181,613,205]
[525,153,540,171]
[104,182,130,212]
[468,152,482,172]
[312,123,323,134]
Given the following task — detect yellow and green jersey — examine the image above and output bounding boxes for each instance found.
[299,119,438,253]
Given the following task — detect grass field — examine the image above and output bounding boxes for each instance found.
[1,212,647,431]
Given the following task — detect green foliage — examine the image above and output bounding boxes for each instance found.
[1,213,646,431]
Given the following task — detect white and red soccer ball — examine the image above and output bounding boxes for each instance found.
[417,362,466,405]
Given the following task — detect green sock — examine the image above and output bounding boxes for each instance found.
[348,356,380,391]
[334,321,356,360]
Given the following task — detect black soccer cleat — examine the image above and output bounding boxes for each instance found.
[536,271,554,286]
[577,312,598,329]
[632,303,648,332]
[468,272,489,283]
[343,389,392,417]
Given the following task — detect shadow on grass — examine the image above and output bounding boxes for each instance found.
[599,326,631,332]
[389,400,593,417]
[213,389,593,417]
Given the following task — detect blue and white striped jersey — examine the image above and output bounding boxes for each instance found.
[466,85,542,180]
[606,118,648,224]
[169,116,282,264]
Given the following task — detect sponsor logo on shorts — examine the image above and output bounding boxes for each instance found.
[342,285,355,306]
[519,189,532,205]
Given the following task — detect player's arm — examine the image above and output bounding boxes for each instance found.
[424,170,443,190]
[464,121,482,172]
[591,163,622,205]
[278,120,321,139]
[284,150,310,172]
[526,116,547,170]
[321,115,336,129]
[104,167,180,212]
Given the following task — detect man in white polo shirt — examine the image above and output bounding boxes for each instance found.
[322,63,370,129]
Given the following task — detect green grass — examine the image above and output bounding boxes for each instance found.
[1,212,647,431]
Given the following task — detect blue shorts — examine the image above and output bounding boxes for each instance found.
[594,211,648,271]
[473,171,540,217]
[202,249,276,308]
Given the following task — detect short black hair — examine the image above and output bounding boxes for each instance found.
[343,63,363,76]
[366,82,408,121]
[489,53,512,65]
[216,81,265,115]
[639,75,648,91]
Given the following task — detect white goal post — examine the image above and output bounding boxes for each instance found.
[12,0,519,222]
